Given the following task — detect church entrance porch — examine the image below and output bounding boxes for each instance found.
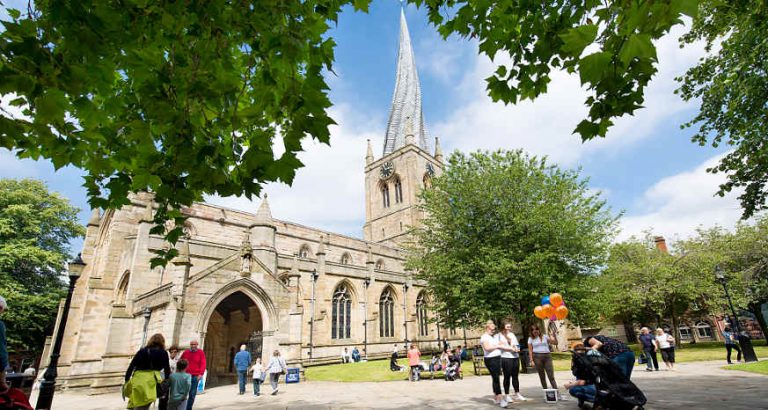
[203,291,263,388]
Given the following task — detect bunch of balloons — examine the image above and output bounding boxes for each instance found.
[533,293,569,321]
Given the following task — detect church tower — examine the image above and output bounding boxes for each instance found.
[363,8,443,245]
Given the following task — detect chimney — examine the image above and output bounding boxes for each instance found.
[654,236,668,254]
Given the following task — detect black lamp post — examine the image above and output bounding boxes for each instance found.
[715,265,758,362]
[36,253,86,410]
[308,269,319,359]
[363,277,370,361]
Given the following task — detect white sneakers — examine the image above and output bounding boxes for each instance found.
[498,397,509,408]
[514,393,528,401]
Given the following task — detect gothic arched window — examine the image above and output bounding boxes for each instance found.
[340,252,351,265]
[375,259,385,270]
[394,177,403,203]
[332,284,352,339]
[416,292,428,336]
[379,287,395,338]
[381,182,390,208]
[299,244,311,259]
[115,270,130,305]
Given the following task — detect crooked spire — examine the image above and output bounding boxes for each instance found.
[383,8,429,155]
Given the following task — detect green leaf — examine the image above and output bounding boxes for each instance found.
[559,24,598,57]
[578,52,613,85]
[619,34,656,66]
[675,0,699,18]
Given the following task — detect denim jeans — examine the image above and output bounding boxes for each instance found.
[237,370,247,393]
[569,384,597,403]
[612,351,635,379]
[252,378,262,395]
[643,348,659,370]
[186,376,199,410]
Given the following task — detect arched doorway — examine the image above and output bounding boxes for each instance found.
[203,291,263,387]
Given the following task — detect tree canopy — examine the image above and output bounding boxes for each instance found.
[407,150,618,331]
[677,0,768,219]
[0,178,84,352]
[1,1,763,257]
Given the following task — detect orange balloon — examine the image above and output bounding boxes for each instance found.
[550,293,564,307]
[555,305,569,320]
[541,304,553,317]
[534,305,546,319]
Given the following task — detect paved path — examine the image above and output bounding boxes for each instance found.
[40,360,768,409]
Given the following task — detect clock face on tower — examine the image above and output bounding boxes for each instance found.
[379,161,395,180]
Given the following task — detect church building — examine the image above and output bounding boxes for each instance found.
[49,9,477,393]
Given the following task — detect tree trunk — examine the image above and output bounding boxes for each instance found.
[749,302,768,345]
[670,302,682,350]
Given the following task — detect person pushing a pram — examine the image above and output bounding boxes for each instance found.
[565,343,646,410]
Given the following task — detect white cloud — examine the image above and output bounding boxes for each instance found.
[432,24,707,166]
[618,153,745,241]
[205,104,378,238]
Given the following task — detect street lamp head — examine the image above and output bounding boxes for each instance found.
[311,269,319,281]
[715,264,725,281]
[68,253,86,279]
[143,307,152,319]
[363,277,370,288]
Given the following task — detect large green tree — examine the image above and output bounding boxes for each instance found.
[599,232,728,345]
[708,216,768,344]
[0,2,699,263]
[0,178,84,353]
[677,0,768,219]
[407,150,618,333]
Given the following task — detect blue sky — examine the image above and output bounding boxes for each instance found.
[0,2,745,254]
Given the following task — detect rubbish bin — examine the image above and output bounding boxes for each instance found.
[285,368,301,384]
[738,334,758,363]
[519,347,530,373]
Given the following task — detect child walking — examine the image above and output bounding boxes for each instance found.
[249,358,264,396]
[167,359,192,410]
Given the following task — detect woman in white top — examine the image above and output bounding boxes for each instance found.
[654,328,676,370]
[249,357,264,396]
[527,324,558,391]
[500,321,527,403]
[480,320,516,408]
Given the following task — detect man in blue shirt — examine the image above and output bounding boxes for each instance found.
[233,345,252,395]
[638,327,659,371]
[722,326,742,364]
[0,296,8,393]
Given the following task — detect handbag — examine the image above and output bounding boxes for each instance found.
[146,348,169,399]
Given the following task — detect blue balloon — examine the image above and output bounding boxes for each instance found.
[541,296,550,306]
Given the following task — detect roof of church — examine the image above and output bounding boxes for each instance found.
[382,8,429,156]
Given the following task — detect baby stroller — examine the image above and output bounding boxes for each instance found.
[571,351,646,410]
[445,357,461,382]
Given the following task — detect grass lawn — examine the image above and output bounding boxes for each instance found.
[724,360,768,375]
[304,358,477,382]
[305,342,768,382]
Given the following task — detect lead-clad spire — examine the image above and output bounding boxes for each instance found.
[383,8,429,155]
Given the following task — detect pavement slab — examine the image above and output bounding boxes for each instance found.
[37,360,768,409]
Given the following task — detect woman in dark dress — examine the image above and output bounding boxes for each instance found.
[125,333,172,410]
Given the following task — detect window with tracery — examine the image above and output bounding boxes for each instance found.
[379,288,395,338]
[381,183,390,208]
[416,292,428,336]
[340,253,351,265]
[332,284,352,339]
[394,178,403,203]
[375,259,384,270]
[299,245,311,259]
